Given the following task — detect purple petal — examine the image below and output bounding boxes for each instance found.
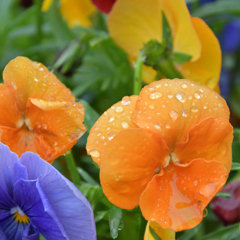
[0,227,8,240]
[22,224,39,240]
[13,178,67,239]
[20,152,96,240]
[0,143,27,197]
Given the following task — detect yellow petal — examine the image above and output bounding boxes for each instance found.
[42,0,53,11]
[108,0,162,59]
[161,0,201,61]
[144,221,175,240]
[178,17,221,89]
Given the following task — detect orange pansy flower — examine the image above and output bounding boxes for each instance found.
[42,0,96,28]
[108,0,221,91]
[87,79,233,231]
[0,56,86,163]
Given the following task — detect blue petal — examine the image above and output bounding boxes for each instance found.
[22,224,39,240]
[13,178,67,239]
[0,227,8,240]
[20,152,96,240]
[0,143,27,197]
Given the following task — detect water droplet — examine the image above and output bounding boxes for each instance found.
[191,106,198,113]
[181,83,187,89]
[162,105,165,108]
[90,149,100,158]
[194,91,203,99]
[64,149,71,156]
[121,121,129,129]
[149,91,162,100]
[97,132,101,136]
[115,106,124,113]
[121,96,131,105]
[175,92,187,103]
[165,123,171,129]
[34,78,38,82]
[203,105,207,109]
[108,132,116,140]
[154,125,161,129]
[155,82,161,88]
[149,104,155,109]
[188,95,193,100]
[218,102,223,107]
[193,180,198,186]
[164,82,168,86]
[167,92,173,98]
[169,110,178,121]
[214,104,218,110]
[104,112,108,116]
[108,116,115,122]
[203,208,208,217]
[42,123,47,129]
[181,109,188,117]
[199,88,204,93]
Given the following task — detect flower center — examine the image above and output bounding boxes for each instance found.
[16,117,33,131]
[10,206,29,224]
[164,152,179,168]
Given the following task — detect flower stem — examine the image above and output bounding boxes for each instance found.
[34,0,42,43]
[65,151,81,186]
[133,51,144,95]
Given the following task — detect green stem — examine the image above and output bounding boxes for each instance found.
[34,0,42,43]
[65,151,81,186]
[133,51,144,95]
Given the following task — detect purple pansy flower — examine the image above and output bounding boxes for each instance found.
[0,142,96,240]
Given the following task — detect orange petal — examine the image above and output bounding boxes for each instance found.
[0,84,23,127]
[100,128,169,209]
[87,95,139,166]
[0,126,51,160]
[144,221,176,240]
[161,0,201,61]
[133,79,230,150]
[108,0,161,59]
[60,0,96,27]
[25,98,86,163]
[174,117,233,171]
[3,56,75,112]
[178,17,221,89]
[140,159,228,232]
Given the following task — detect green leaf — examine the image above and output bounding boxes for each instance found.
[178,224,202,240]
[162,12,173,49]
[192,0,240,18]
[172,52,192,65]
[109,207,123,239]
[77,167,99,185]
[198,223,240,240]
[95,210,110,222]
[150,227,162,240]
[215,192,232,198]
[231,162,240,171]
[79,99,100,132]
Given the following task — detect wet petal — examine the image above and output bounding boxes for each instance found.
[179,17,221,89]
[3,57,75,112]
[140,159,228,232]
[162,0,201,61]
[108,0,161,59]
[144,221,175,240]
[134,79,229,149]
[0,84,23,127]
[100,128,169,209]
[87,95,138,166]
[174,117,233,171]
[60,0,96,27]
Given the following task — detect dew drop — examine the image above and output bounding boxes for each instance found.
[175,92,187,103]
[34,78,38,82]
[191,106,198,113]
[167,92,173,98]
[149,104,155,109]
[218,102,223,107]
[203,105,207,109]
[108,132,116,140]
[42,123,47,129]
[169,110,178,121]
[121,96,131,105]
[155,82,161,88]
[108,116,115,122]
[164,82,168,86]
[154,125,161,129]
[97,132,101,136]
[121,121,129,129]
[199,88,204,93]
[203,208,208,217]
[194,91,203,99]
[90,149,100,158]
[193,180,198,186]
[181,109,188,117]
[188,95,193,100]
[149,91,162,100]
[115,106,124,113]
[181,83,187,89]
[165,123,171,129]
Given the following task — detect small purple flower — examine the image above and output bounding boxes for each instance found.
[0,143,96,240]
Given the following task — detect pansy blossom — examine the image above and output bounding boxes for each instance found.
[87,79,233,231]
[108,0,221,91]
[0,142,96,240]
[0,56,86,163]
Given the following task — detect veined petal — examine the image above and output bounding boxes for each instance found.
[179,17,221,89]
[133,79,229,150]
[100,128,169,209]
[174,117,233,171]
[161,0,201,61]
[108,0,161,59]
[0,84,23,127]
[3,57,75,112]
[20,152,96,240]
[140,160,228,232]
[25,99,86,163]
[0,227,7,240]
[87,95,138,166]
[144,221,175,240]
[60,0,96,27]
